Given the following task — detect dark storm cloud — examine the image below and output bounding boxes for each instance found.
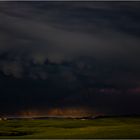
[0,2,140,63]
[0,2,140,116]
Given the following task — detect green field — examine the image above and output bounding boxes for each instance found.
[0,117,140,139]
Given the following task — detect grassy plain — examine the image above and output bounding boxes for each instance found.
[0,117,140,138]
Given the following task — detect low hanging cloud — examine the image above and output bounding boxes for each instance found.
[0,2,140,83]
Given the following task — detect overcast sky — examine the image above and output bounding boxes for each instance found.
[0,1,140,117]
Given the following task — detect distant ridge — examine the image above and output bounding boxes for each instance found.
[2,114,140,121]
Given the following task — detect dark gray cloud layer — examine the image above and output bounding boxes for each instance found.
[0,2,140,116]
